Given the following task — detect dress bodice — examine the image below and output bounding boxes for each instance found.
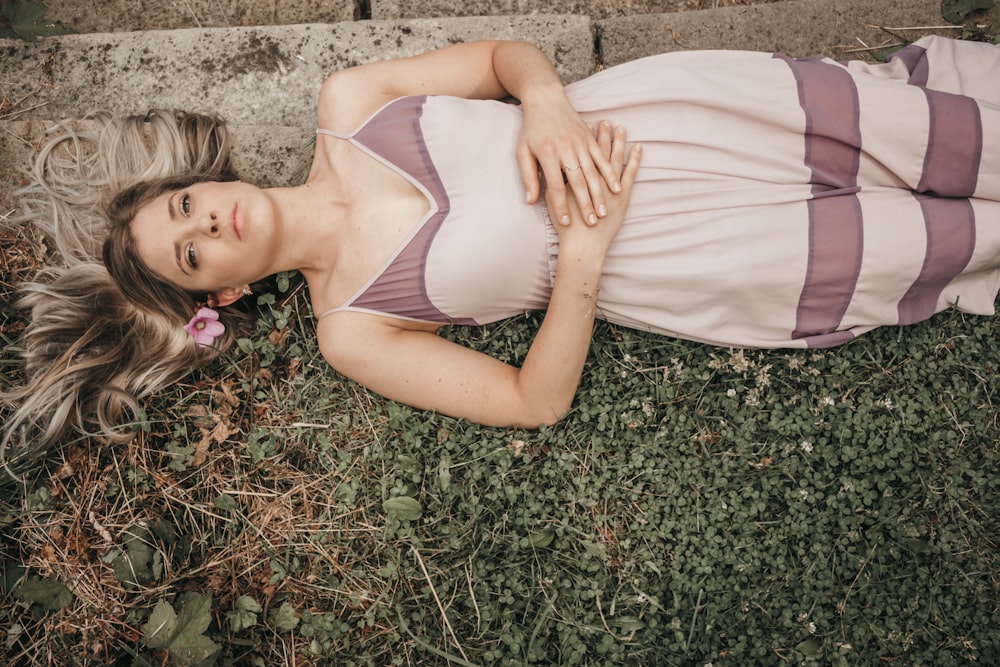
[315,95,557,326]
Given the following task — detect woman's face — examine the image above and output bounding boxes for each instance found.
[131,181,278,295]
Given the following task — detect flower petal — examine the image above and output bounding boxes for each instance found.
[195,307,220,321]
[185,307,225,346]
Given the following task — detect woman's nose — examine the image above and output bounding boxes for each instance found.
[199,211,221,236]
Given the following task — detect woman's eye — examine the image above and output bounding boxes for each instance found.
[186,245,198,269]
[180,194,191,216]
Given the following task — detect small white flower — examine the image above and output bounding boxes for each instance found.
[798,489,809,499]
[800,440,814,453]
[820,396,835,406]
[726,388,737,397]
[807,622,817,634]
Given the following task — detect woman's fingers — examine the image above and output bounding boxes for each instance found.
[620,142,642,194]
[521,120,629,226]
[539,154,573,225]
[564,156,604,225]
[517,142,542,205]
[564,121,629,225]
[596,120,613,156]
[609,124,627,174]
[590,121,622,195]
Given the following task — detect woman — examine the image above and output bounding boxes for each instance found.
[4,36,999,456]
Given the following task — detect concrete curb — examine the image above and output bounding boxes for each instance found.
[0,15,594,126]
[599,0,999,64]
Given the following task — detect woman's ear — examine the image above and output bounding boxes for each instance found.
[212,286,248,307]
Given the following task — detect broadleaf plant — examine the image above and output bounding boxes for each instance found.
[941,0,995,23]
[16,576,73,616]
[0,0,72,40]
[141,592,221,667]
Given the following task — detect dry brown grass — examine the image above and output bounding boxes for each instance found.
[1,364,399,664]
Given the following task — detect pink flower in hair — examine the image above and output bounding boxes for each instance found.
[184,307,225,346]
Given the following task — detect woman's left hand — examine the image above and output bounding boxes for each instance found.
[517,90,623,227]
[552,121,641,257]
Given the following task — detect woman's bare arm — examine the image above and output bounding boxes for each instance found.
[318,124,641,426]
[317,40,619,226]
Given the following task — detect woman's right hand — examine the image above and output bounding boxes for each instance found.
[551,121,642,258]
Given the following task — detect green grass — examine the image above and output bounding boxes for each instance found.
[2,6,999,662]
[1,280,997,666]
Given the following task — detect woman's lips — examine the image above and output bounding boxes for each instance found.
[231,204,243,240]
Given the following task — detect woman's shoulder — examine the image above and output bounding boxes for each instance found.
[316,68,400,135]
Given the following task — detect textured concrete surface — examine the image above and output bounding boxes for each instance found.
[2,0,997,213]
[0,16,594,126]
[598,0,1000,63]
[38,0,357,33]
[35,0,776,32]
[370,0,772,20]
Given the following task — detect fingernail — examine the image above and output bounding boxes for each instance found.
[588,214,598,224]
[561,214,570,224]
[526,191,532,203]
[613,183,621,193]
[598,205,607,216]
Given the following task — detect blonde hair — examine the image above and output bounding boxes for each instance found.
[2,110,241,464]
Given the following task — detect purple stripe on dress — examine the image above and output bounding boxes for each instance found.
[792,194,864,343]
[775,54,862,192]
[350,96,477,325]
[777,54,865,345]
[897,195,975,325]
[915,89,982,198]
[889,44,929,86]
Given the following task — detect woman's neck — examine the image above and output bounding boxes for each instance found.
[265,178,351,278]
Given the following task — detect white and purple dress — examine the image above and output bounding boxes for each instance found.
[317,36,1000,348]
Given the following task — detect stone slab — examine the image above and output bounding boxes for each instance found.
[35,0,357,33]
[31,0,782,30]
[370,0,772,20]
[0,15,594,126]
[598,0,1000,64]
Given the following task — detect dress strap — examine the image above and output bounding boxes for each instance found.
[315,304,341,320]
[317,127,350,139]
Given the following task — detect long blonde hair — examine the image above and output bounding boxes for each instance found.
[2,110,241,464]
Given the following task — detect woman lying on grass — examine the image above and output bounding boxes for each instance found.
[3,36,999,458]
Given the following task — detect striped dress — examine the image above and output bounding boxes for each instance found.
[317,36,999,348]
